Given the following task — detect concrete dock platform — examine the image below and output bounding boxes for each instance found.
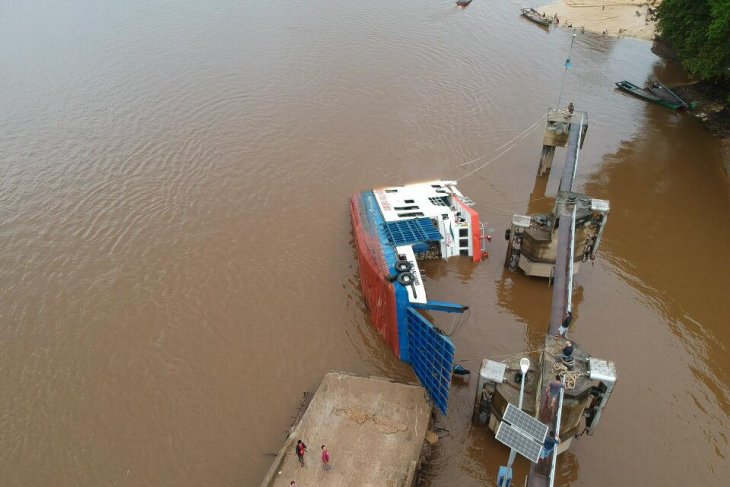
[260,372,432,487]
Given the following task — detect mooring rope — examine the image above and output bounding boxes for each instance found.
[456,113,547,168]
[552,361,584,390]
[452,114,547,185]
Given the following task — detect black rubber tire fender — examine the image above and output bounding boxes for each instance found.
[394,261,412,272]
[397,272,415,286]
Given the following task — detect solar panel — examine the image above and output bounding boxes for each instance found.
[503,404,549,443]
[495,422,543,463]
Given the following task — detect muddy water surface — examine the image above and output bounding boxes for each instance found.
[1,1,728,486]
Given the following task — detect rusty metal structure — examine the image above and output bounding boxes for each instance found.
[474,112,617,487]
[504,110,609,280]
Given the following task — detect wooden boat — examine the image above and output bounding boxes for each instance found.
[456,0,473,7]
[645,81,693,110]
[614,80,683,109]
[521,7,552,27]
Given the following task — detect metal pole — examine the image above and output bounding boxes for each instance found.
[505,374,527,470]
[472,361,487,424]
[555,34,577,110]
[548,387,565,487]
[548,115,585,334]
[566,205,576,313]
[571,115,584,183]
[561,113,584,194]
[518,373,527,410]
[505,447,518,477]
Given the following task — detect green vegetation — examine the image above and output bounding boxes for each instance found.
[657,0,730,81]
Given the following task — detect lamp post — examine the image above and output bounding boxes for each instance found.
[498,358,531,487]
[518,358,530,409]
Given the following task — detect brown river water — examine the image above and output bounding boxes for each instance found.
[1,1,728,486]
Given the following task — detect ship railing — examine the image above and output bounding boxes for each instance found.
[480,221,488,254]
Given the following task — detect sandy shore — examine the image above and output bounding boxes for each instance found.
[538,1,661,40]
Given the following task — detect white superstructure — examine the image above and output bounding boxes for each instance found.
[372,180,484,304]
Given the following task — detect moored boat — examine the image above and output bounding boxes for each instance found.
[645,81,693,110]
[350,180,487,414]
[615,80,683,109]
[521,7,552,27]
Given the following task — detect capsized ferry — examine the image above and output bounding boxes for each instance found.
[349,180,488,414]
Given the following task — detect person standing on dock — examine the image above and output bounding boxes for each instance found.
[561,341,574,360]
[321,445,331,471]
[557,310,572,337]
[540,431,560,461]
[544,375,565,415]
[295,440,307,467]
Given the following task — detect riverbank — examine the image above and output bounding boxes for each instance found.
[673,81,730,176]
[541,0,660,40]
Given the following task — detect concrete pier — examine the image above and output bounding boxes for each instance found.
[261,372,432,487]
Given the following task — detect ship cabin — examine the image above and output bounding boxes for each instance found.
[373,180,485,304]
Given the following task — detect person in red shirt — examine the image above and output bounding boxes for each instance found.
[321,445,331,471]
[295,440,307,467]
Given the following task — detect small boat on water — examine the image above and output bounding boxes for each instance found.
[350,181,488,414]
[521,7,552,27]
[645,81,694,110]
[456,0,474,7]
[615,80,684,109]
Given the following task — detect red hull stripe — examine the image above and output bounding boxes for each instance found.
[350,194,401,358]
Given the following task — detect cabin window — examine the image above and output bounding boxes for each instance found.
[404,199,415,204]
[394,205,419,210]
[460,250,469,256]
[397,212,425,217]
[429,196,449,207]
[459,229,468,237]
[441,214,449,220]
[386,189,398,193]
[459,238,469,248]
[431,184,442,188]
